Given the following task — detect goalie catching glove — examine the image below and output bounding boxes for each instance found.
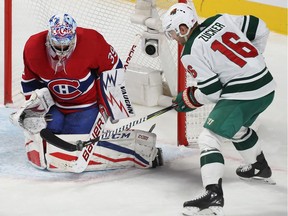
[10,88,55,134]
[173,86,203,112]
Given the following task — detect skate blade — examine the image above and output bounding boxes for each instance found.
[182,206,224,216]
[239,176,276,185]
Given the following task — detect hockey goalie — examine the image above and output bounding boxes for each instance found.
[10,13,163,173]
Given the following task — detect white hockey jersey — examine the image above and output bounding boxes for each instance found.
[181,14,276,104]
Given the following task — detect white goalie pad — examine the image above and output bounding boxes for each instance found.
[99,69,135,121]
[24,132,47,169]
[10,88,54,134]
[94,129,158,169]
[45,134,91,172]
[42,130,157,172]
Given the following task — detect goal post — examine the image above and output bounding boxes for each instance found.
[4,0,13,105]
[3,0,211,146]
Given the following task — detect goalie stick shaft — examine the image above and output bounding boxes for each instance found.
[123,34,141,71]
[40,104,176,152]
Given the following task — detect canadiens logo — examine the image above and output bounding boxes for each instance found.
[48,79,82,100]
[51,25,73,37]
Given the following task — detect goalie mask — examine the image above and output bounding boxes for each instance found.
[161,3,198,40]
[47,13,77,58]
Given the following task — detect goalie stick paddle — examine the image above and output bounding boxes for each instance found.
[40,104,176,152]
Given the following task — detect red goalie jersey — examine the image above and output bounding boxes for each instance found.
[21,27,122,113]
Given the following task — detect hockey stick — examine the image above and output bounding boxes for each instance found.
[123,34,141,71]
[40,104,176,152]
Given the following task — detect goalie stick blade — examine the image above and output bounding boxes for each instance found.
[148,124,156,133]
[40,129,78,152]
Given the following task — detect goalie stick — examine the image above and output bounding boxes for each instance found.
[40,104,176,152]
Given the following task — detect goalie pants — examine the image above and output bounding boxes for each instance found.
[47,105,99,134]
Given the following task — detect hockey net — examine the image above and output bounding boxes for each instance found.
[3,0,213,145]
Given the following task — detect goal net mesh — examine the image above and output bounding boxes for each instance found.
[8,0,213,144]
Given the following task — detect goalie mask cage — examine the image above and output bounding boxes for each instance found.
[3,0,213,146]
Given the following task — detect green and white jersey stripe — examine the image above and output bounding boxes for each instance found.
[181,14,275,102]
[241,15,259,41]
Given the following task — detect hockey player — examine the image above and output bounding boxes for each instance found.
[10,13,162,173]
[162,3,276,216]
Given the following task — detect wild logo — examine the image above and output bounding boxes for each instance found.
[170,8,177,15]
[170,5,193,15]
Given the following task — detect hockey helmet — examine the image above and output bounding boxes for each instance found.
[161,3,198,39]
[47,13,77,57]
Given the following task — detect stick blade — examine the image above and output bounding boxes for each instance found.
[148,124,156,133]
[40,129,77,152]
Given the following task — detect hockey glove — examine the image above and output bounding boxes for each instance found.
[10,88,55,134]
[173,86,203,112]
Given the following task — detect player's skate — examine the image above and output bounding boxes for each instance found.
[152,148,163,168]
[236,151,275,185]
[182,178,224,216]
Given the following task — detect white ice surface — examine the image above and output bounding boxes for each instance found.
[0,22,287,216]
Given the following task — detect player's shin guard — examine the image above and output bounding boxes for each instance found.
[233,128,274,184]
[198,129,225,187]
[232,127,261,164]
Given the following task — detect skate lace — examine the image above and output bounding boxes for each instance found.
[194,190,209,201]
[239,164,252,172]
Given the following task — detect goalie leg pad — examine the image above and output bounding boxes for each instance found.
[45,134,92,172]
[43,130,158,172]
[134,130,158,168]
[24,132,47,169]
[93,129,158,169]
[34,127,157,172]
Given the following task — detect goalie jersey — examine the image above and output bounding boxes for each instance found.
[21,27,123,113]
[181,14,276,104]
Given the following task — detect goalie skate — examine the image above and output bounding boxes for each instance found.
[152,148,163,168]
[236,152,276,185]
[182,179,224,216]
